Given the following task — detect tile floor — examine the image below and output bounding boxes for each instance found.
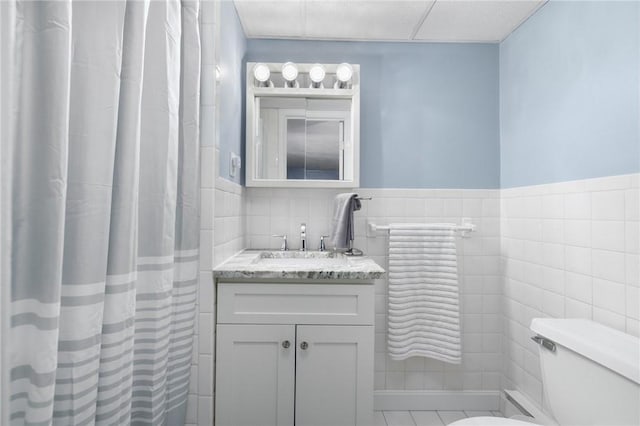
[375,410,504,426]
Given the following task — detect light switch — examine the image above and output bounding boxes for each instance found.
[229,153,241,178]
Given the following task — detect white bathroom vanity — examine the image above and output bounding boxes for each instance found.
[213,250,385,426]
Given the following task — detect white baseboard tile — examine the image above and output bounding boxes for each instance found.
[503,390,557,426]
[374,390,501,411]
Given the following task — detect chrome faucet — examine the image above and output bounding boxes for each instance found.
[319,235,329,252]
[272,234,288,251]
[299,223,306,251]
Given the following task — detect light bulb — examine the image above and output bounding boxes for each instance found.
[309,64,326,87]
[281,62,299,82]
[335,63,353,88]
[253,63,270,83]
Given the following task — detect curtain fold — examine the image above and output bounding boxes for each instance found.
[7,1,201,424]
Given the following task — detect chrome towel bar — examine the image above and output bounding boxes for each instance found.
[367,219,476,238]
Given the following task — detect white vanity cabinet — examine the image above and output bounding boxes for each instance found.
[214,282,375,426]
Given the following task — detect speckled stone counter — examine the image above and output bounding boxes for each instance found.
[213,249,385,280]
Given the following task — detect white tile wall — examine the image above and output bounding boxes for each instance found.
[189,139,215,412]
[501,173,640,412]
[213,175,245,266]
[194,174,638,421]
[245,187,503,392]
[188,2,224,425]
[190,173,245,426]
[191,173,639,420]
[188,158,216,426]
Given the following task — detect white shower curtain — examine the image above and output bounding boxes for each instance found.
[4,1,201,424]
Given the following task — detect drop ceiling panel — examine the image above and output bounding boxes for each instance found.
[414,0,545,42]
[233,0,305,38]
[303,1,435,41]
[233,0,547,43]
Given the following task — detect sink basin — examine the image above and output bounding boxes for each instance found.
[257,251,344,259]
[252,251,349,267]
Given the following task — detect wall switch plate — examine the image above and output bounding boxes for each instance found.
[229,153,241,178]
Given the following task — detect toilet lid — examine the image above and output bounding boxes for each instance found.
[448,416,534,426]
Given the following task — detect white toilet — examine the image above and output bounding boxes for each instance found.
[450,318,640,426]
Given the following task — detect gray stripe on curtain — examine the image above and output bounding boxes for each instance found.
[8,0,201,424]
[10,394,54,408]
[11,313,59,330]
[11,367,57,387]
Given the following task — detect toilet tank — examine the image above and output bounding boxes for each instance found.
[530,318,640,426]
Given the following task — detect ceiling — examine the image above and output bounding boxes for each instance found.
[233,0,547,43]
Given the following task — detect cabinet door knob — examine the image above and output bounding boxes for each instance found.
[300,341,309,350]
[282,340,291,349]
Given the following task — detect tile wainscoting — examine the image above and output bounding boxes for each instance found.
[190,172,638,423]
[245,187,503,395]
[189,173,245,426]
[501,173,639,411]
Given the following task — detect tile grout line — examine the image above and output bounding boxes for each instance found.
[408,410,418,426]
[381,410,389,426]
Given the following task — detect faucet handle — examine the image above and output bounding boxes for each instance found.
[272,234,288,251]
[319,235,330,252]
[299,223,307,252]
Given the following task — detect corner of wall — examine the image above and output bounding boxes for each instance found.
[217,0,247,186]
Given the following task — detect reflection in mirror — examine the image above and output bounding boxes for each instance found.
[255,97,350,181]
[285,119,306,179]
[287,119,341,180]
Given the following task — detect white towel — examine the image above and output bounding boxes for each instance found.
[387,223,462,364]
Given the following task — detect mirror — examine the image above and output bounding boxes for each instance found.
[255,97,351,182]
[246,62,360,188]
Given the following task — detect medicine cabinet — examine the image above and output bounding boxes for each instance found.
[245,62,360,188]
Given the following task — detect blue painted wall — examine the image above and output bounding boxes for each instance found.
[500,0,640,187]
[246,40,500,188]
[218,2,246,184]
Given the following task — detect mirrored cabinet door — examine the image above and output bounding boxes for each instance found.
[255,97,352,182]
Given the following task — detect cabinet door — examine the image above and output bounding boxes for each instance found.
[295,325,374,426]
[215,324,295,426]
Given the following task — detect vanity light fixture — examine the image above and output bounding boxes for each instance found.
[253,63,272,87]
[281,62,299,88]
[335,62,353,89]
[309,63,326,88]
[215,65,222,82]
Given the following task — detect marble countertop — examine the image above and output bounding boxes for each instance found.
[213,249,385,280]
